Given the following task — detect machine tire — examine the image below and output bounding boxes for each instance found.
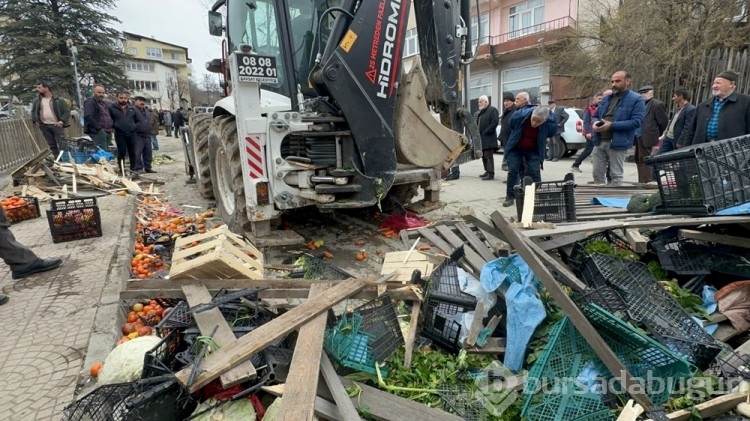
[386,183,420,210]
[563,149,578,158]
[208,115,250,234]
[550,137,566,160]
[189,113,214,199]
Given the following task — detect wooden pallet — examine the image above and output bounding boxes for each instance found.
[400,220,503,274]
[169,225,264,280]
[379,250,442,284]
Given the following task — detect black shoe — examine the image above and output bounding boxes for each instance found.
[479,172,488,178]
[444,173,459,181]
[552,158,559,162]
[145,169,157,173]
[0,294,8,305]
[502,197,514,207]
[481,173,494,180]
[12,258,63,280]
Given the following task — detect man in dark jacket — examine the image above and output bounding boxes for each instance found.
[592,71,645,186]
[476,95,500,180]
[83,84,113,151]
[502,103,557,207]
[635,85,668,183]
[497,91,517,173]
[547,100,569,161]
[30,81,71,158]
[172,108,185,137]
[680,70,750,146]
[132,97,155,173]
[108,91,139,171]
[572,90,609,173]
[149,108,160,150]
[657,87,695,154]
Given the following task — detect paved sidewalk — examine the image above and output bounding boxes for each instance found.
[0,194,134,419]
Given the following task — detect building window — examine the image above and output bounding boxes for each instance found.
[404,28,419,57]
[471,12,490,48]
[127,61,155,72]
[146,47,163,58]
[502,64,543,104]
[129,80,159,91]
[508,0,545,38]
[129,47,138,56]
[170,52,181,60]
[469,72,493,112]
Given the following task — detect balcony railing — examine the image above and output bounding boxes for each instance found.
[475,16,576,57]
[491,16,576,45]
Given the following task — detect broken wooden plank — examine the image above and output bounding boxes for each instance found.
[277,283,330,420]
[535,231,601,251]
[174,275,388,392]
[464,301,485,347]
[417,227,455,255]
[181,284,257,387]
[458,208,510,252]
[679,229,750,249]
[320,353,362,421]
[520,182,536,226]
[465,337,506,354]
[403,303,421,369]
[435,225,486,272]
[262,384,343,421]
[643,391,748,421]
[454,221,496,261]
[490,211,654,410]
[623,229,648,254]
[524,215,750,238]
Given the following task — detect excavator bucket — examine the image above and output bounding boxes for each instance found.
[393,61,469,170]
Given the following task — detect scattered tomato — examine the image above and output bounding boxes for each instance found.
[90,362,103,377]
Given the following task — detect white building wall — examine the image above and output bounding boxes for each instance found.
[125,61,180,110]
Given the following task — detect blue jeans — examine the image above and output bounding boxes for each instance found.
[657,136,675,154]
[506,149,541,198]
[151,135,159,150]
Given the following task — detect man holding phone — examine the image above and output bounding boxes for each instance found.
[591,71,645,186]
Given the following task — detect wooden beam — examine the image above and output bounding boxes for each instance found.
[403,303,421,369]
[536,231,603,251]
[127,278,375,290]
[262,384,342,421]
[174,277,374,392]
[643,392,748,421]
[679,229,750,249]
[520,182,536,227]
[623,229,648,254]
[465,337,506,354]
[454,221,496,261]
[464,301,485,347]
[181,284,257,387]
[435,225,486,272]
[277,283,330,420]
[489,211,654,410]
[523,215,750,238]
[320,353,362,421]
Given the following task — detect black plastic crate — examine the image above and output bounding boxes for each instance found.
[155,296,272,334]
[352,293,404,362]
[583,253,721,368]
[645,136,750,215]
[2,196,40,224]
[62,377,196,421]
[424,254,476,307]
[514,173,576,223]
[651,238,711,275]
[46,197,102,243]
[574,286,630,321]
[142,329,187,378]
[718,350,750,389]
[422,299,471,352]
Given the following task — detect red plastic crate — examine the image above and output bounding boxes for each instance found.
[2,196,40,224]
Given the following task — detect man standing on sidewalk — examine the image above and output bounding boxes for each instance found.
[0,207,63,305]
[30,81,71,158]
[497,92,517,175]
[133,96,155,174]
[635,85,668,183]
[591,71,645,186]
[547,100,569,161]
[172,108,185,138]
[476,95,500,180]
[108,91,138,171]
[656,87,695,154]
[163,110,173,137]
[83,84,113,151]
[572,90,610,173]
[149,107,160,150]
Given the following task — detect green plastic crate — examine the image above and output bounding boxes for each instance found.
[323,312,388,376]
[522,304,696,421]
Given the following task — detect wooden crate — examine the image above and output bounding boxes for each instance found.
[169,225,264,280]
[380,250,443,284]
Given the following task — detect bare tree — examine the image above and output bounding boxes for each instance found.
[542,0,750,102]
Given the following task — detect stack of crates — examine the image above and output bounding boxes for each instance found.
[645,135,750,215]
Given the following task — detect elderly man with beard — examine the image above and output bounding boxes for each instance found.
[680,69,750,146]
[108,91,139,172]
[83,84,113,151]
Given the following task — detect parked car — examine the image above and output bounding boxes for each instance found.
[494,107,586,159]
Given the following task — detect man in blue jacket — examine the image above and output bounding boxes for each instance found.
[591,71,645,186]
[502,99,558,207]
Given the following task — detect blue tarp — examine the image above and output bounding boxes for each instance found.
[480,254,545,372]
[590,197,630,208]
[716,202,750,215]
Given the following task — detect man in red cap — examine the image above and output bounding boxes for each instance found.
[680,69,750,146]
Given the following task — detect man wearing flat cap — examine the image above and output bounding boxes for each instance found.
[635,85,667,183]
[497,91,517,175]
[680,69,750,146]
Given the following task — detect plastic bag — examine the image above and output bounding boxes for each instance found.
[379,211,426,233]
[458,267,496,319]
[89,146,114,162]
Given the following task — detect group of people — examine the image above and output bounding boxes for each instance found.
[30,81,190,174]
[446,68,750,207]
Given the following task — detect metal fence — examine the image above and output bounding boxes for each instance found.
[0,114,84,173]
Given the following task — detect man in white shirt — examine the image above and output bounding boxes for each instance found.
[30,81,71,158]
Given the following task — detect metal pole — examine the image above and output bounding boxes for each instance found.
[71,46,82,108]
